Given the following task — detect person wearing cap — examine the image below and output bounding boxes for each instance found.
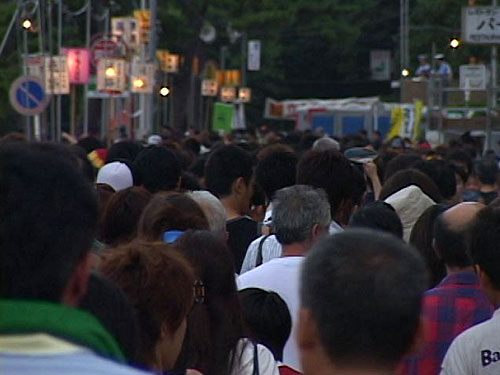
[415,55,431,78]
[434,54,452,106]
[96,161,134,192]
[434,54,452,84]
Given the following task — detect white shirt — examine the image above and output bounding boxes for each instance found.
[232,338,279,375]
[237,257,304,371]
[240,221,343,274]
[441,307,500,375]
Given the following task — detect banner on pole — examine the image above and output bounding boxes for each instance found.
[201,79,218,96]
[44,55,70,94]
[134,9,152,44]
[112,17,140,50]
[212,102,234,133]
[370,50,391,81]
[248,40,261,71]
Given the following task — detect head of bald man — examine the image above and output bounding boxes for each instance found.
[434,202,485,269]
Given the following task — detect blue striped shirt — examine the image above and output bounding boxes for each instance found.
[0,334,152,375]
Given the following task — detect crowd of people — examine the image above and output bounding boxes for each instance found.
[2,126,500,375]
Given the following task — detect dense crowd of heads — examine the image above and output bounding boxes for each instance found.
[2,128,500,375]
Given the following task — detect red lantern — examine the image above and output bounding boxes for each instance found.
[63,48,91,84]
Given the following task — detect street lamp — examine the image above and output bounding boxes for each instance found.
[159,86,170,97]
[401,68,410,78]
[450,38,461,49]
[21,18,33,31]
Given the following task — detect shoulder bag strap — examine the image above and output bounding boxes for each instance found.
[253,342,260,375]
[255,234,272,267]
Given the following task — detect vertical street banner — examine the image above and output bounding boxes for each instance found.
[370,50,391,81]
[212,102,234,133]
[248,40,261,71]
[44,55,70,95]
[387,101,423,141]
[134,9,152,44]
[112,17,140,51]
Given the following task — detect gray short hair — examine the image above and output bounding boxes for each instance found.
[272,185,331,245]
[312,137,340,152]
[187,190,227,237]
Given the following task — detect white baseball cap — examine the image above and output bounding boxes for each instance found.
[96,162,133,192]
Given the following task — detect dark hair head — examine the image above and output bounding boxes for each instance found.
[349,201,403,239]
[434,211,473,268]
[255,150,298,201]
[446,149,473,179]
[301,229,427,368]
[296,149,355,218]
[174,230,243,375]
[183,138,201,156]
[413,160,457,200]
[204,145,253,198]
[77,136,104,153]
[409,204,448,288]
[239,288,292,361]
[179,171,202,192]
[475,158,499,185]
[71,145,97,183]
[100,187,152,246]
[107,141,143,164]
[383,153,421,182]
[133,146,182,193]
[80,273,140,361]
[469,207,500,290]
[99,241,195,366]
[0,143,98,301]
[379,168,443,202]
[138,192,209,241]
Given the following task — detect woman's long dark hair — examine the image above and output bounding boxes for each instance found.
[174,230,245,375]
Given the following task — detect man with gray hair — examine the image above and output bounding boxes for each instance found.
[187,190,227,239]
[238,185,331,371]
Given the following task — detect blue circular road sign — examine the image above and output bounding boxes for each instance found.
[9,76,49,115]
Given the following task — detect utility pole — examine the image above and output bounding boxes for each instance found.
[400,0,409,74]
[83,0,91,136]
[488,0,498,150]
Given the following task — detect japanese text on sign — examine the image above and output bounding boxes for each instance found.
[462,7,500,44]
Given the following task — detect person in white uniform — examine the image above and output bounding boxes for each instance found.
[441,206,500,375]
[238,185,331,371]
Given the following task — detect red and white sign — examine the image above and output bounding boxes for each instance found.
[23,54,46,78]
[90,34,128,69]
